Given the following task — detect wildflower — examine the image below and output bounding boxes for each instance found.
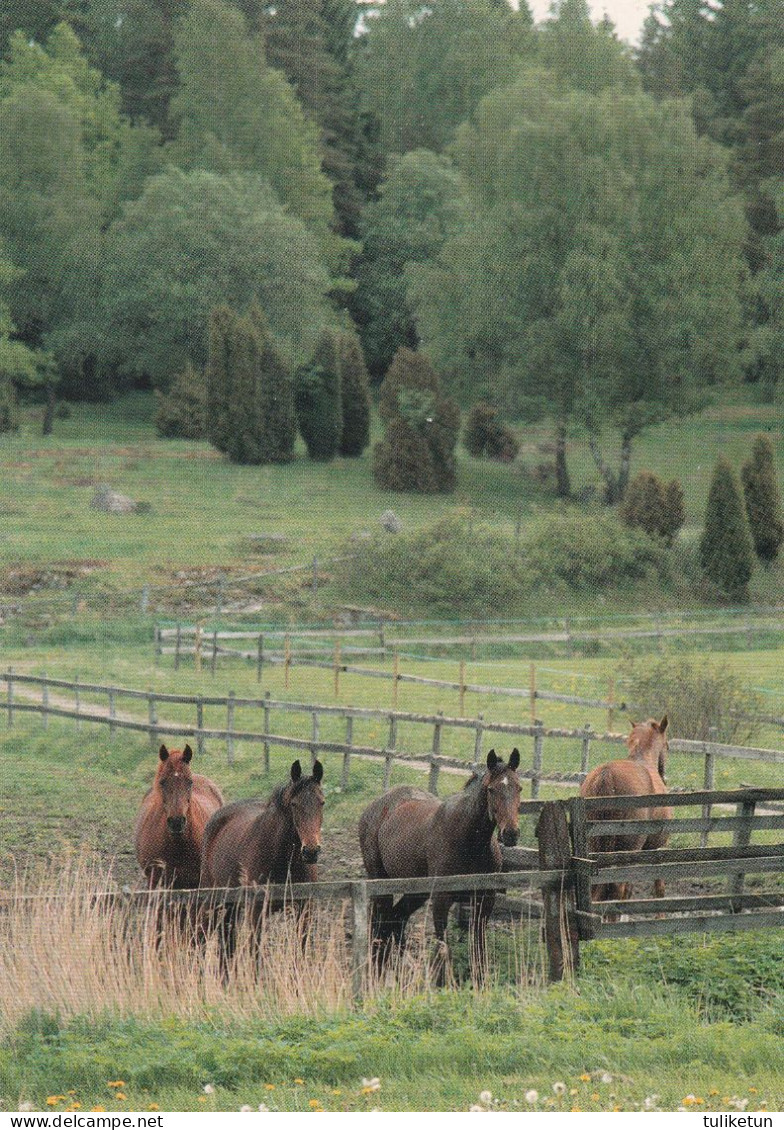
[265,1084,276,1091]
[731,1098,749,1111]
[683,1095,696,1106]
[553,1083,567,1097]
[524,1090,538,1105]
[644,1096,659,1110]
[198,1097,207,1104]
[90,1108,106,1114]
[258,1105,270,1113]
[203,1085,215,1095]
[579,1074,591,1083]
[591,1093,600,1102]
[108,1082,126,1089]
[469,1105,486,1113]
[115,1094,127,1102]
[479,1091,493,1107]
[240,1106,253,1113]
[600,1073,613,1084]
[18,1104,33,1112]
[749,1088,758,1095]
[361,1078,381,1094]
[46,1097,62,1106]
[294,1079,304,1086]
[148,1105,160,1112]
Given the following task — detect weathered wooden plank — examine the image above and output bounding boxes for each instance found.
[584,787,784,810]
[587,814,784,837]
[596,856,784,883]
[591,892,784,917]
[537,801,580,981]
[592,843,784,867]
[594,910,784,940]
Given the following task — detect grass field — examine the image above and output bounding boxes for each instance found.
[0,390,782,1112]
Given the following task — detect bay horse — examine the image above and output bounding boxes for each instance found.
[134,744,224,890]
[200,759,325,964]
[580,716,671,907]
[358,749,521,983]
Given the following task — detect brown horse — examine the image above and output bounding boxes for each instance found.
[580,716,671,906]
[134,744,224,889]
[358,749,521,981]
[200,759,325,962]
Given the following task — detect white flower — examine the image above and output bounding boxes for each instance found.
[479,1091,493,1107]
[553,1082,567,1096]
[239,1105,253,1112]
[362,1077,381,1093]
[644,1095,660,1110]
[469,1105,486,1112]
[600,1073,613,1084]
[525,1090,538,1104]
[203,1085,215,1095]
[18,1103,34,1112]
[731,1099,749,1111]
[258,1104,270,1112]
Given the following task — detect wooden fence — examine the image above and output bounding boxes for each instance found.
[3,670,784,801]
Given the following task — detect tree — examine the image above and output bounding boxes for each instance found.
[337,330,371,457]
[620,471,685,545]
[295,329,343,461]
[699,457,755,599]
[100,168,334,388]
[409,72,748,499]
[741,434,784,563]
[154,361,206,440]
[355,0,533,155]
[0,1,64,54]
[374,348,460,492]
[463,402,519,462]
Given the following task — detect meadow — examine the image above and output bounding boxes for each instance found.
[0,391,782,1112]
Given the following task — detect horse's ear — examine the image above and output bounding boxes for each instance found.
[290,760,302,782]
[659,715,668,734]
[629,720,637,731]
[312,759,324,783]
[509,748,520,771]
[159,745,169,761]
[182,744,193,763]
[486,749,498,769]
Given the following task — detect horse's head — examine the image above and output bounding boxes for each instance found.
[628,716,669,782]
[286,759,325,864]
[483,749,522,847]
[156,744,194,836]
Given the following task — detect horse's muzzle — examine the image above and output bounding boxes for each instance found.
[301,845,321,864]
[499,827,519,848]
[167,816,187,835]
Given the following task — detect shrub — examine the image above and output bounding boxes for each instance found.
[154,362,206,439]
[463,402,519,462]
[699,458,755,599]
[339,512,534,616]
[741,434,783,564]
[338,331,371,457]
[295,330,342,461]
[0,378,18,433]
[252,304,296,464]
[621,654,762,745]
[374,348,460,493]
[526,510,665,592]
[620,471,685,545]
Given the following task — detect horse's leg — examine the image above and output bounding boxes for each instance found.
[430,894,453,987]
[391,893,429,948]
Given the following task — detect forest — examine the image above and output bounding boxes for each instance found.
[0,0,781,501]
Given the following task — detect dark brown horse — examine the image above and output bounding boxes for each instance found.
[580,716,671,906]
[358,749,521,981]
[200,759,324,961]
[134,744,224,889]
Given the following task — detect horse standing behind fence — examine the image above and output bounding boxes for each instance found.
[134,744,224,889]
[358,749,521,983]
[580,716,671,907]
[200,759,325,963]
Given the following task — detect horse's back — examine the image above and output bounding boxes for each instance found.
[359,786,439,879]
[581,759,671,852]
[201,798,268,887]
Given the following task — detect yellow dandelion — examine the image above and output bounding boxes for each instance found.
[67,1091,77,1096]
[579,1074,591,1083]
[148,1105,160,1112]
[749,1088,758,1094]
[265,1084,276,1091]
[294,1079,304,1085]
[309,1100,323,1110]
[90,1108,106,1113]
[46,1097,64,1106]
[115,1094,127,1102]
[332,1091,342,1097]
[108,1081,126,1089]
[710,1089,719,1096]
[198,1097,207,1104]
[591,1093,600,1102]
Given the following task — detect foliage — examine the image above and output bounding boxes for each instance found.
[154,362,206,440]
[620,654,762,746]
[101,168,332,387]
[337,330,371,458]
[374,348,460,493]
[741,433,784,563]
[340,512,534,616]
[699,458,756,599]
[463,402,519,462]
[620,471,685,545]
[295,330,343,462]
[525,509,666,593]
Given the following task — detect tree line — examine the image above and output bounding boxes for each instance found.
[0,0,781,493]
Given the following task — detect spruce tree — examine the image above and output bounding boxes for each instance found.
[154,361,206,439]
[741,434,784,563]
[251,303,296,464]
[699,458,755,599]
[295,329,342,461]
[205,305,236,457]
[338,330,371,457]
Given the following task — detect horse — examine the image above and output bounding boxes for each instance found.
[358,749,521,983]
[199,759,325,964]
[580,716,671,907]
[134,743,224,890]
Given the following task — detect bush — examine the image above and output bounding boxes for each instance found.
[295,330,342,461]
[741,434,783,564]
[699,457,755,599]
[526,509,665,592]
[620,471,685,545]
[0,378,18,433]
[154,362,206,439]
[374,348,460,493]
[463,402,519,462]
[339,512,534,616]
[338,331,371,457]
[621,654,762,745]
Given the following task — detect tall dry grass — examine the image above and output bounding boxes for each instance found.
[0,856,545,1036]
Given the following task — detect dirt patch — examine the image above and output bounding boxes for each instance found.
[0,560,109,596]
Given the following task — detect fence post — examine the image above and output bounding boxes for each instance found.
[312,556,318,599]
[428,713,443,794]
[701,727,717,848]
[310,710,320,768]
[334,641,341,699]
[41,672,48,730]
[154,625,162,666]
[211,630,218,677]
[392,651,400,710]
[472,713,484,772]
[109,686,116,739]
[567,796,595,940]
[263,691,271,774]
[284,635,291,690]
[536,800,580,982]
[729,796,756,900]
[384,714,397,790]
[227,691,236,766]
[6,667,13,728]
[256,634,264,684]
[174,624,181,670]
[342,715,353,791]
[74,673,81,731]
[196,697,204,758]
[607,678,616,732]
[216,574,225,618]
[350,879,369,1001]
[529,663,537,725]
[532,720,544,799]
[458,659,466,717]
[580,723,593,780]
[148,691,159,752]
[194,625,202,674]
[378,619,385,651]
